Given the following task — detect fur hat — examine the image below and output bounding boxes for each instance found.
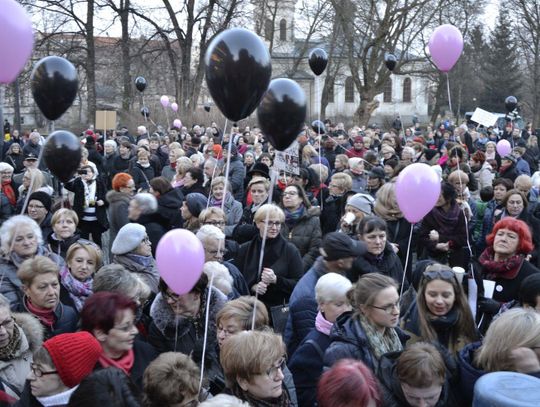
[185,193,207,218]
[43,332,101,388]
[28,191,52,212]
[111,223,146,255]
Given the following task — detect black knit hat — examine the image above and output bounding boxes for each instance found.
[28,191,52,212]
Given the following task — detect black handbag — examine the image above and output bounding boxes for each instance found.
[270,303,289,334]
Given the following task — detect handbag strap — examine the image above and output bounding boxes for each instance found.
[305,339,324,360]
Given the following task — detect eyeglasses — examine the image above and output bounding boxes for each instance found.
[28,204,45,210]
[204,221,226,227]
[259,221,281,228]
[370,301,400,314]
[30,364,58,378]
[282,191,298,196]
[205,248,227,256]
[266,358,287,378]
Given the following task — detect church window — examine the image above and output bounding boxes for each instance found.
[403,77,412,103]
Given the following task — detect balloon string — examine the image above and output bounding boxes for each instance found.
[199,270,215,394]
[399,222,414,298]
[164,107,170,130]
[316,77,324,212]
[446,73,453,117]
[142,95,147,123]
[207,119,228,209]
[222,127,234,213]
[251,170,277,330]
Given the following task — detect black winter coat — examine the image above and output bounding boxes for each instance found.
[129,163,154,191]
[281,207,322,271]
[320,194,345,235]
[349,243,407,289]
[155,187,184,230]
[136,214,168,257]
[16,300,78,340]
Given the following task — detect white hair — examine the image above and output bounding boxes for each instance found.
[0,215,43,255]
[315,272,352,304]
[196,225,225,243]
[0,162,14,173]
[104,140,117,151]
[348,157,362,169]
[132,192,158,214]
[137,125,147,134]
[199,394,249,406]
[204,261,233,296]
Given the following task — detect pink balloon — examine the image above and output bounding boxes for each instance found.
[0,0,34,83]
[160,95,170,108]
[156,229,205,295]
[428,24,463,73]
[173,119,182,129]
[496,139,511,157]
[171,102,178,112]
[396,163,441,223]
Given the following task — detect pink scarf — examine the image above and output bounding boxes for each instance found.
[315,311,333,336]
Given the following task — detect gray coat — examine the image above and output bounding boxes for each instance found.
[225,157,246,202]
[106,190,131,251]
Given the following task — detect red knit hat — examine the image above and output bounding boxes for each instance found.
[43,332,102,388]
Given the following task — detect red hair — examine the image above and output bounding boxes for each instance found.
[80,292,137,334]
[317,359,381,407]
[486,218,534,255]
[111,172,133,191]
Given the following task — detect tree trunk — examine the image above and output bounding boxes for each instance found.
[85,0,96,127]
[120,0,131,114]
[355,97,379,126]
[430,76,446,125]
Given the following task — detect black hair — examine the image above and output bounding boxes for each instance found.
[67,368,141,407]
[492,177,514,190]
[185,167,204,183]
[480,186,494,202]
[519,274,540,307]
[440,181,457,204]
[358,215,387,236]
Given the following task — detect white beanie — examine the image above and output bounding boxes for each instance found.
[111,223,146,255]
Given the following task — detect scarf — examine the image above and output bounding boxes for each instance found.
[232,384,291,407]
[1,181,16,206]
[126,253,154,268]
[499,162,512,175]
[315,311,333,336]
[37,386,78,406]
[59,266,93,312]
[26,299,55,329]
[209,192,232,209]
[428,307,459,351]
[430,203,460,236]
[0,323,21,361]
[98,348,135,375]
[478,246,524,280]
[358,313,402,360]
[284,205,305,228]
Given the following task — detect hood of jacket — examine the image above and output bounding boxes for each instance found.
[158,188,184,210]
[106,190,131,205]
[328,311,370,349]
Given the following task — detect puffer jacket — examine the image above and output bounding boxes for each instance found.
[324,311,409,371]
[281,206,322,271]
[0,313,43,392]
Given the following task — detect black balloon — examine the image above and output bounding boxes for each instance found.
[31,56,78,121]
[141,107,150,118]
[135,76,147,92]
[204,104,211,112]
[205,28,272,122]
[505,96,517,112]
[43,130,82,183]
[308,48,328,76]
[385,54,397,71]
[257,78,307,151]
[312,120,326,134]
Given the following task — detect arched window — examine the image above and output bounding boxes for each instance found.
[345,77,355,103]
[403,77,412,103]
[279,19,287,41]
[383,79,392,103]
[264,19,273,41]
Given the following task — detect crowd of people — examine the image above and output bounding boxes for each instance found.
[0,117,538,406]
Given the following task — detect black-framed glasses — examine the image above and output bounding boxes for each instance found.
[204,220,226,227]
[369,301,400,314]
[259,221,282,228]
[266,357,287,378]
[31,364,58,378]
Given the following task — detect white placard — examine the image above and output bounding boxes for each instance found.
[273,141,300,175]
[468,277,478,319]
[470,108,498,128]
[483,280,496,299]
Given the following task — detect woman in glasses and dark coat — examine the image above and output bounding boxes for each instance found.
[400,263,478,355]
[324,273,408,371]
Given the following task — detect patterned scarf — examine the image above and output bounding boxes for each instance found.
[358,313,403,360]
[126,253,154,268]
[478,246,524,280]
[284,205,305,228]
[232,384,291,407]
[59,266,93,312]
[0,323,21,361]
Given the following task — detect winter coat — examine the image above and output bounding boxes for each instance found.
[47,232,82,260]
[16,300,78,340]
[457,342,484,406]
[218,194,243,237]
[225,157,246,202]
[160,165,175,182]
[0,247,64,311]
[386,217,416,279]
[235,234,303,309]
[103,152,118,188]
[106,190,131,249]
[155,187,184,230]
[3,153,24,174]
[527,202,540,268]
[148,289,226,362]
[0,190,14,225]
[281,207,322,271]
[378,349,459,407]
[111,154,132,176]
[135,214,168,257]
[0,313,43,392]
[181,182,207,197]
[349,243,407,288]
[323,311,409,372]
[232,204,259,244]
[288,328,331,407]
[112,254,160,294]
[284,257,328,355]
[472,162,495,198]
[129,163,154,191]
[499,162,519,183]
[321,194,345,235]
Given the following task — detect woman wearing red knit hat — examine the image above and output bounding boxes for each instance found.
[18,331,102,406]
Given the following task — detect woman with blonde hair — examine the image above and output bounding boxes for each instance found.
[16,168,52,213]
[171,156,193,188]
[458,308,540,404]
[208,176,242,237]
